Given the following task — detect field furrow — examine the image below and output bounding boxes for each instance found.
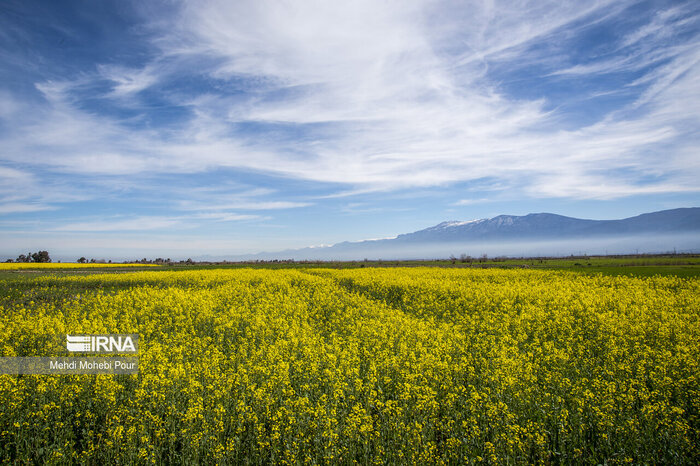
[0,268,698,464]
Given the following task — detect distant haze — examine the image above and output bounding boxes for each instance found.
[214,234,698,262]
[209,208,700,261]
[1,2,700,259]
[3,207,698,262]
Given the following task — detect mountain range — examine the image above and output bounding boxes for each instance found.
[392,207,700,242]
[220,207,700,261]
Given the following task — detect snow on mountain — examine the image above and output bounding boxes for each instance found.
[220,207,700,261]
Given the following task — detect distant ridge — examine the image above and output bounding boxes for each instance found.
[215,207,700,261]
[393,207,700,242]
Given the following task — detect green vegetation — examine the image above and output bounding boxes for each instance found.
[2,254,699,278]
[1,268,699,463]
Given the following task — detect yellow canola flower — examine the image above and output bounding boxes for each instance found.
[0,262,160,269]
[0,267,697,464]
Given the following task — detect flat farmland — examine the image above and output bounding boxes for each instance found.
[0,266,698,464]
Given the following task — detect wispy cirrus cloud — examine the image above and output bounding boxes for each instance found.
[453,199,491,206]
[3,0,694,199]
[162,0,698,198]
[0,203,55,214]
[97,64,161,98]
[51,216,182,232]
[194,212,265,222]
[179,200,310,211]
[51,212,265,232]
[0,164,88,214]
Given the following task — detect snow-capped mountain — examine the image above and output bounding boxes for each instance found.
[394,208,700,243]
[218,207,700,261]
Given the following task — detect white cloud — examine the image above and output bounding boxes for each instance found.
[173,185,311,212]
[98,64,161,97]
[0,165,89,215]
[453,199,490,206]
[0,165,32,183]
[50,211,266,232]
[181,200,310,211]
[52,216,183,232]
[620,5,690,48]
[134,0,700,197]
[0,203,55,214]
[0,0,698,203]
[193,212,264,221]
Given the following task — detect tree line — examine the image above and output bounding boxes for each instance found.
[8,251,51,263]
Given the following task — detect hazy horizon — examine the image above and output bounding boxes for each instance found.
[4,231,698,263]
[1,1,699,256]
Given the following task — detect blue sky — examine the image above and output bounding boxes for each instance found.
[1,0,699,260]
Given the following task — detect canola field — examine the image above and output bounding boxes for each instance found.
[0,263,160,270]
[0,267,698,464]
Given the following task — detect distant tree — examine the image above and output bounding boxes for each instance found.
[16,254,28,263]
[31,251,51,263]
[90,258,96,263]
[4,259,13,263]
[77,257,87,263]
